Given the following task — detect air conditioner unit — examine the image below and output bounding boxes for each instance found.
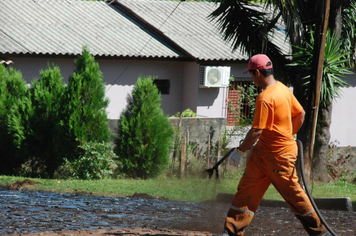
[199,66,231,88]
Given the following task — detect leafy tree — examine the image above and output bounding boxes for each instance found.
[0,65,30,175]
[64,47,110,160]
[115,76,174,179]
[21,65,66,178]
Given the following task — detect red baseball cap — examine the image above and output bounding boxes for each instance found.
[243,54,273,74]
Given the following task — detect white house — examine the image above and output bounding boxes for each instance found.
[0,0,354,147]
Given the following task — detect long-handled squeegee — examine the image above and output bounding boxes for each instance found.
[205,148,235,179]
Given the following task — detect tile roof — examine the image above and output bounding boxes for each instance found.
[0,0,290,61]
[0,0,184,59]
[115,0,249,61]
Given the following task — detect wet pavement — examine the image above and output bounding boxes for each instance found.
[0,188,355,235]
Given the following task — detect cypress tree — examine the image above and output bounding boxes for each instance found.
[24,64,66,177]
[0,65,30,175]
[64,47,110,159]
[115,76,174,179]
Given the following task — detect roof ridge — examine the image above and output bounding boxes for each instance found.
[109,0,196,61]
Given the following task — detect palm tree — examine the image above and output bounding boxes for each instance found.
[209,0,356,182]
[290,29,352,181]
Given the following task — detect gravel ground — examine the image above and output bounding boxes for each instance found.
[0,188,355,236]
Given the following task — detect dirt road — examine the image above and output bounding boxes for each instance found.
[1,188,355,236]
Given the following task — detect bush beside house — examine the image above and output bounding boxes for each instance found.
[0,50,180,180]
[114,76,174,179]
[0,48,112,178]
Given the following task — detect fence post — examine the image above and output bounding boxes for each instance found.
[218,137,223,176]
[208,133,211,166]
[180,135,186,179]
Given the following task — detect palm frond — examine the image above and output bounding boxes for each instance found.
[288,30,352,107]
[341,1,356,67]
[209,0,287,78]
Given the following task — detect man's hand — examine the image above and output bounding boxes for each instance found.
[228,148,244,167]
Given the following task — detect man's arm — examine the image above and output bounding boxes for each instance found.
[292,109,305,134]
[238,128,262,152]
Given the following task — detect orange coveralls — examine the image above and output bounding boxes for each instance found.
[224,82,326,235]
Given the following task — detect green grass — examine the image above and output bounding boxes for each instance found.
[0,175,355,206]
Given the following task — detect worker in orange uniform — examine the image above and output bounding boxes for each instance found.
[214,54,329,236]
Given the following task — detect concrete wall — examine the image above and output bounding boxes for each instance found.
[169,117,227,156]
[109,117,227,158]
[328,146,356,182]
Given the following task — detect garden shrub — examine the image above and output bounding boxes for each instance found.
[61,141,118,180]
[115,76,174,179]
[173,108,197,117]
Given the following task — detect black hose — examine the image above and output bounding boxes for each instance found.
[296,139,338,236]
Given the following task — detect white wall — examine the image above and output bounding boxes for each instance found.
[9,57,75,83]
[99,59,186,118]
[10,57,186,119]
[330,72,356,146]
[195,63,249,118]
[11,57,247,120]
[105,84,133,119]
[182,62,199,112]
[196,86,228,118]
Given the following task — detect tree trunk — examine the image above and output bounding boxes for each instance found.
[312,103,332,182]
[329,0,343,38]
[312,0,343,182]
[302,0,330,185]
